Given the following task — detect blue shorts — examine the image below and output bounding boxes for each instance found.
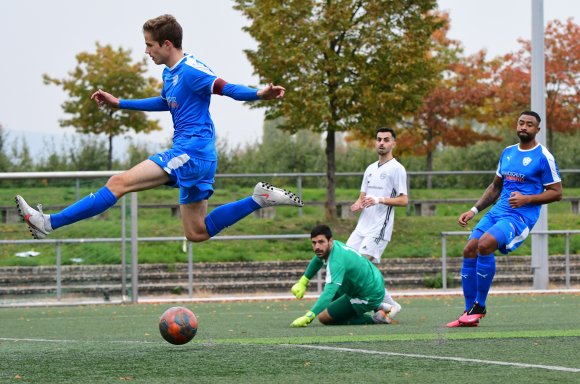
[149,150,216,204]
[469,209,531,254]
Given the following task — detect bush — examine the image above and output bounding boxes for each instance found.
[424,273,453,289]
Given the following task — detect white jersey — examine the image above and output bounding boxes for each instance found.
[352,159,408,241]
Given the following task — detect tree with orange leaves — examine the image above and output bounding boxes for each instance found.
[487,18,580,150]
[349,12,500,188]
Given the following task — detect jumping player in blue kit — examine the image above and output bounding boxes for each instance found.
[447,111,563,327]
[16,14,303,241]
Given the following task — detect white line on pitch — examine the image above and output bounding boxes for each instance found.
[284,344,580,373]
[0,337,157,344]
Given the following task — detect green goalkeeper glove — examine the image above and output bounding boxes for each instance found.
[291,311,316,327]
[291,276,310,299]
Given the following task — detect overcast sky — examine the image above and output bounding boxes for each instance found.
[0,1,578,159]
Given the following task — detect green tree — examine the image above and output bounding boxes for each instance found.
[36,137,70,172]
[121,139,161,170]
[258,119,325,174]
[0,124,12,172]
[43,42,162,170]
[234,0,442,219]
[216,120,325,188]
[11,136,33,172]
[67,135,109,171]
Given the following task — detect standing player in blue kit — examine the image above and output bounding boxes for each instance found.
[448,111,562,327]
[16,14,302,242]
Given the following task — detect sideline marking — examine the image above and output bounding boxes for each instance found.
[0,337,157,344]
[2,289,579,308]
[284,344,580,373]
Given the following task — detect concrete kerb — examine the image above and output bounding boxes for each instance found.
[1,288,579,308]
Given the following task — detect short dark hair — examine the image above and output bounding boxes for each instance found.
[376,127,396,139]
[310,224,333,240]
[143,14,183,49]
[520,110,541,125]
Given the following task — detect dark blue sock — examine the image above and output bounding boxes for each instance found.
[50,186,118,230]
[475,253,496,307]
[205,197,260,237]
[461,257,477,311]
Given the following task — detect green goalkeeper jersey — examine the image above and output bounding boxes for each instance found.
[307,240,385,315]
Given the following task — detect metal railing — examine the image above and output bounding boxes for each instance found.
[2,170,578,305]
[440,230,580,290]
[3,169,579,207]
[0,232,313,304]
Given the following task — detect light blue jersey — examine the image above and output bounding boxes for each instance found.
[120,54,218,160]
[119,53,259,203]
[160,54,217,161]
[471,142,561,254]
[491,143,561,227]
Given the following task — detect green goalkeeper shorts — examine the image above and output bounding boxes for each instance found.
[326,293,382,323]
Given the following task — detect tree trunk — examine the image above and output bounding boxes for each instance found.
[325,130,337,220]
[426,149,433,189]
[426,127,434,189]
[108,133,114,171]
[547,124,554,152]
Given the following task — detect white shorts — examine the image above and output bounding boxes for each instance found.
[346,232,389,264]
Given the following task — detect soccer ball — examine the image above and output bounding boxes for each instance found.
[159,306,198,345]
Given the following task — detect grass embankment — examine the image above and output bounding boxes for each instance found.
[1,185,578,266]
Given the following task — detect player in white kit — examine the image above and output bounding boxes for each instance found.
[347,127,408,322]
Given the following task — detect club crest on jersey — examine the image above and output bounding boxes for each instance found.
[173,74,179,86]
[522,157,532,166]
[380,172,387,180]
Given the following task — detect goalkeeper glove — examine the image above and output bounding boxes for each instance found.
[291,276,310,299]
[291,311,316,327]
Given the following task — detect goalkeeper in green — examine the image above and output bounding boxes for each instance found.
[290,224,393,327]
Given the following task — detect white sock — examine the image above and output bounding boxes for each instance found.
[383,289,399,307]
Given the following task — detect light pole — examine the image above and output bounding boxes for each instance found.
[530,0,549,289]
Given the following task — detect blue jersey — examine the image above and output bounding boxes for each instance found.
[120,54,218,161]
[120,53,260,164]
[491,143,561,227]
[161,54,218,161]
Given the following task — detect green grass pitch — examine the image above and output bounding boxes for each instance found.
[1,294,579,383]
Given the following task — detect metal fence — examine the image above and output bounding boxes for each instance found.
[1,170,578,306]
[0,231,313,304]
[440,230,580,290]
[4,169,580,198]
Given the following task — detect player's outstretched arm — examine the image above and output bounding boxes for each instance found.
[214,80,284,101]
[91,89,120,108]
[257,83,285,100]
